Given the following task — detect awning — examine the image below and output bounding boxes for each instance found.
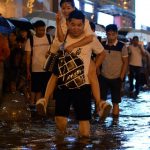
[98,5,135,18]
[126,29,150,43]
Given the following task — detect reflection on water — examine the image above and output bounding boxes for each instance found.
[0,92,31,122]
[0,91,150,149]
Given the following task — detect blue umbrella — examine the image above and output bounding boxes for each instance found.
[0,16,15,34]
[7,18,33,30]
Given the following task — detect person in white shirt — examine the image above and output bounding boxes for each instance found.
[25,20,51,105]
[128,36,145,96]
[37,0,112,120]
[37,10,106,137]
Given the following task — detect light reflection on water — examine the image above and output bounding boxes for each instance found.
[0,91,150,150]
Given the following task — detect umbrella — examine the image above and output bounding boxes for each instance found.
[25,10,56,21]
[25,10,56,26]
[7,18,34,30]
[0,16,15,34]
[118,27,133,36]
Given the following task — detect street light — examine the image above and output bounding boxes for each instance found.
[27,0,35,13]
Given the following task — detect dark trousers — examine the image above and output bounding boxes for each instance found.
[129,65,141,94]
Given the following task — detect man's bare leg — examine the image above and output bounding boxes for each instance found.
[112,103,119,117]
[88,60,112,119]
[79,121,90,138]
[55,116,68,134]
[88,60,101,107]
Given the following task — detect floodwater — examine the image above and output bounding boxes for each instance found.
[0,90,150,150]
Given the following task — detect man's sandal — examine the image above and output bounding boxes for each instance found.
[98,101,112,120]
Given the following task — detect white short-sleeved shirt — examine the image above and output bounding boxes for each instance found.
[64,35,104,84]
[50,17,94,53]
[25,35,50,72]
[128,45,145,67]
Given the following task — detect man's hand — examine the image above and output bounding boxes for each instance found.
[96,101,101,113]
[65,45,74,53]
[138,44,142,49]
[138,44,145,56]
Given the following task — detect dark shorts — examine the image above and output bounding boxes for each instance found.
[31,72,51,95]
[99,75,122,104]
[54,85,92,121]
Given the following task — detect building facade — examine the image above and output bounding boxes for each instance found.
[78,0,135,28]
[0,0,56,18]
[0,0,135,28]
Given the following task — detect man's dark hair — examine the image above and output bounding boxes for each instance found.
[46,26,55,31]
[60,0,75,7]
[132,36,139,41]
[68,9,85,23]
[106,24,118,32]
[33,20,46,28]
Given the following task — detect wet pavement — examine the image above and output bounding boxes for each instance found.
[0,89,150,150]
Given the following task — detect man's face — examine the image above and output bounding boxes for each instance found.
[132,38,139,46]
[67,18,84,37]
[35,26,46,37]
[61,2,75,19]
[106,30,118,42]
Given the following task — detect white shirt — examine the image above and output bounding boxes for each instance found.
[128,45,145,67]
[65,34,104,84]
[25,35,50,72]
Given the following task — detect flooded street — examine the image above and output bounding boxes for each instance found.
[0,90,150,150]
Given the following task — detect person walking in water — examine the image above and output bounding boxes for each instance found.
[100,24,128,117]
[36,0,112,120]
[128,36,145,97]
